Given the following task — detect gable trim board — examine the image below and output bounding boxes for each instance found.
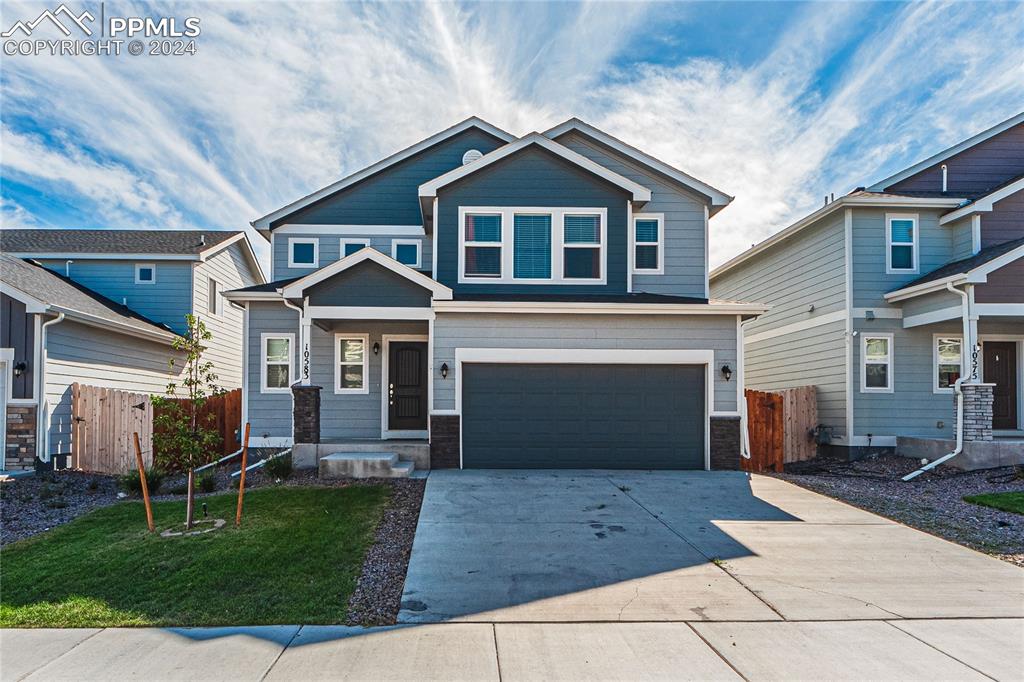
[544,118,733,212]
[885,242,1024,302]
[939,177,1024,224]
[418,133,653,203]
[867,112,1024,192]
[280,247,453,300]
[271,224,426,236]
[431,300,767,315]
[252,117,516,231]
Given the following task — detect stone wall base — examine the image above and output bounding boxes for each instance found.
[709,416,741,470]
[429,415,461,469]
[5,405,37,471]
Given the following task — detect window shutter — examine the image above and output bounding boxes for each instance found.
[514,214,552,279]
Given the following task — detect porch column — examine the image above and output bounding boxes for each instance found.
[300,298,312,386]
[959,383,995,442]
[292,385,322,444]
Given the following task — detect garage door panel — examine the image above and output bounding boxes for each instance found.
[461,363,704,469]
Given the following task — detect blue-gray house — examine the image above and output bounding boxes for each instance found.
[226,117,766,473]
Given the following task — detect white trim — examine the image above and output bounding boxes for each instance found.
[457,207,608,285]
[381,334,430,439]
[276,224,426,236]
[852,307,902,319]
[391,239,422,269]
[307,306,434,321]
[885,213,919,274]
[903,306,962,328]
[205,276,223,317]
[631,213,665,275]
[282,247,452,300]
[432,300,768,315]
[867,112,1024,191]
[223,290,285,302]
[287,237,319,269]
[0,283,48,314]
[334,333,370,395]
[978,334,1024,430]
[431,198,439,276]
[704,205,711,298]
[339,238,370,259]
[860,333,894,393]
[844,208,854,442]
[260,332,295,394]
[626,201,634,292]
[201,232,267,285]
[734,315,743,423]
[885,275,966,302]
[419,133,652,202]
[252,117,515,229]
[886,243,1024,302]
[134,262,156,284]
[242,302,249,431]
[933,333,964,394]
[744,310,847,345]
[454,347,715,470]
[971,215,982,255]
[974,303,1024,316]
[543,118,732,208]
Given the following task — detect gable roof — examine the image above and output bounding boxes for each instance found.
[0,255,179,344]
[939,174,1024,225]
[544,118,733,213]
[417,132,653,209]
[867,112,1024,193]
[884,237,1024,302]
[279,247,452,300]
[251,117,515,232]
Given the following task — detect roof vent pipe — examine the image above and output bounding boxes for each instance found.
[200,234,206,246]
[941,164,948,193]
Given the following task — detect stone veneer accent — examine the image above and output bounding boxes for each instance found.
[292,385,322,444]
[709,416,742,470]
[429,415,460,468]
[5,405,37,471]
[960,383,994,442]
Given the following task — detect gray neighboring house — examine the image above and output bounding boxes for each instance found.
[0,230,265,470]
[226,117,767,473]
[711,112,1024,463]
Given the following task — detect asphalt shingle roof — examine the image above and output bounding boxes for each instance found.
[0,229,240,255]
[891,237,1024,292]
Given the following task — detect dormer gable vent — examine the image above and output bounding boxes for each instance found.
[462,149,483,165]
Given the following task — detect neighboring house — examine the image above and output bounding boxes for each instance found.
[225,117,766,472]
[0,230,265,470]
[711,113,1024,461]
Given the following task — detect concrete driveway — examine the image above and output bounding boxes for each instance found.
[399,470,1024,623]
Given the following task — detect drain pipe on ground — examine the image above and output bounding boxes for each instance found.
[903,282,970,481]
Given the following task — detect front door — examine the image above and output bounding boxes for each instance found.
[984,341,1018,430]
[387,342,428,432]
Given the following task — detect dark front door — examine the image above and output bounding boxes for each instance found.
[388,342,428,431]
[984,341,1018,430]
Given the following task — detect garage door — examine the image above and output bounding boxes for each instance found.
[461,363,705,469]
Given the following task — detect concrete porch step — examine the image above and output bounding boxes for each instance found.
[318,452,416,479]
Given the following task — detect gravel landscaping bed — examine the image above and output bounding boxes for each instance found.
[774,455,1024,566]
[1,471,121,546]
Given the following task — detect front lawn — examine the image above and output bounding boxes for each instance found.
[964,491,1024,515]
[0,485,389,627]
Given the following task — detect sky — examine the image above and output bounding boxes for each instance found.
[1,0,1023,269]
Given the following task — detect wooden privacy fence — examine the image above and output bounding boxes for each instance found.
[71,384,242,474]
[743,385,817,473]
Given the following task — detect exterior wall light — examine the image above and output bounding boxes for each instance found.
[13,361,26,377]
[372,342,380,355]
[720,364,733,381]
[440,362,449,379]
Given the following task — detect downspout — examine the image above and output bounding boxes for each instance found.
[37,312,65,468]
[281,298,304,445]
[739,317,756,460]
[903,282,970,481]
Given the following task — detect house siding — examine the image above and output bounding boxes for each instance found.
[271,232,432,281]
[306,261,432,307]
[246,302,299,440]
[901,289,961,320]
[975,259,1024,304]
[555,130,708,298]
[435,146,631,295]
[981,189,1024,248]
[948,216,976,260]
[1,293,35,400]
[431,312,738,413]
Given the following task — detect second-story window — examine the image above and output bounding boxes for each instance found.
[207,277,220,315]
[340,238,368,258]
[135,263,156,284]
[463,213,502,278]
[886,214,918,273]
[513,214,551,279]
[288,238,319,268]
[563,214,602,280]
[392,239,422,268]
[633,214,664,274]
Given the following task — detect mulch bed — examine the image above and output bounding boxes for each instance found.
[774,455,1024,567]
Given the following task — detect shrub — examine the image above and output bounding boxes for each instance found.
[263,455,292,480]
[119,468,165,496]
[198,472,217,493]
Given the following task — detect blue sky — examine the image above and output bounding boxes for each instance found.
[1,0,1022,267]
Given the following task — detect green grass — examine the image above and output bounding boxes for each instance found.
[963,491,1024,515]
[0,485,389,627]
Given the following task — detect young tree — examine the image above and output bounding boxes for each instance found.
[153,314,222,528]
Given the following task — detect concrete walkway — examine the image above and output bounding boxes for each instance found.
[3,619,1022,681]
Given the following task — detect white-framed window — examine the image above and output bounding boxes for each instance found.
[340,238,369,258]
[458,207,607,284]
[886,213,918,274]
[288,238,319,268]
[260,333,294,393]
[934,335,963,393]
[207,277,221,316]
[335,334,369,394]
[861,333,894,393]
[392,239,422,268]
[632,213,664,274]
[134,263,156,284]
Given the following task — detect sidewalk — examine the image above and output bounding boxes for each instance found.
[3,618,1022,681]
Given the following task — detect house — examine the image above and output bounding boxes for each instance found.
[710,113,1024,465]
[225,117,766,473]
[0,230,265,470]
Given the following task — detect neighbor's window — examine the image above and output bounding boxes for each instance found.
[207,277,219,315]
[935,336,962,392]
[392,240,421,268]
[336,335,368,394]
[464,214,502,277]
[262,334,293,392]
[633,214,663,273]
[135,263,156,284]
[887,214,917,273]
[341,239,368,258]
[513,214,552,279]
[563,214,602,279]
[288,238,318,268]
[862,334,893,392]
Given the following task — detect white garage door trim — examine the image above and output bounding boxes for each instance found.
[454,348,714,470]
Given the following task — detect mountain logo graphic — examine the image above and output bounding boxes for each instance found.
[2,4,95,38]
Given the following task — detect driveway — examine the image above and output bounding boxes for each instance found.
[399,470,1024,623]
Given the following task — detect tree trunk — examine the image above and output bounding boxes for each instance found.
[185,468,195,529]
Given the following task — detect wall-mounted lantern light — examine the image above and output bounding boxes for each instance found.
[372,342,380,355]
[720,364,733,382]
[13,361,26,378]
[440,362,449,379]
